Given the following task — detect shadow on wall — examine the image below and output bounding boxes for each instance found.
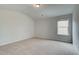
[35,14,72,43]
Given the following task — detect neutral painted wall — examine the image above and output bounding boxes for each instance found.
[35,18,57,40]
[0,10,34,45]
[73,5,79,51]
[35,14,72,43]
[56,14,72,42]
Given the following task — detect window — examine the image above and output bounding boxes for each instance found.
[57,20,69,35]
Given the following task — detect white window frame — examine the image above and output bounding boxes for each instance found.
[57,19,69,36]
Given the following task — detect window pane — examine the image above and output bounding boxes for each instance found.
[57,20,69,35]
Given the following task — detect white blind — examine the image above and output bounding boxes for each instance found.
[57,20,69,35]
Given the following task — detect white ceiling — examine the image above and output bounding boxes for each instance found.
[0,4,75,20]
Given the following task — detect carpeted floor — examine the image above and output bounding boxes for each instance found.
[0,38,78,55]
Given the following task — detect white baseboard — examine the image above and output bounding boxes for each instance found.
[33,37,72,43]
[0,37,33,46]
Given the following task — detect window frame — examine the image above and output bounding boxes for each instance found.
[57,19,69,36]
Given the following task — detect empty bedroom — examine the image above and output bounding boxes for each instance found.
[0,4,79,55]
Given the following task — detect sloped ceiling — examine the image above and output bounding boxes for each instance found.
[0,4,75,20]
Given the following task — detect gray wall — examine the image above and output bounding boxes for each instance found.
[73,5,79,51]
[35,14,72,42]
[35,18,57,40]
[0,10,34,45]
[56,14,72,42]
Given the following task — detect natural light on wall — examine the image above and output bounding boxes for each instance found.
[57,20,69,35]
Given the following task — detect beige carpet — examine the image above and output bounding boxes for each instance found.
[0,38,78,55]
